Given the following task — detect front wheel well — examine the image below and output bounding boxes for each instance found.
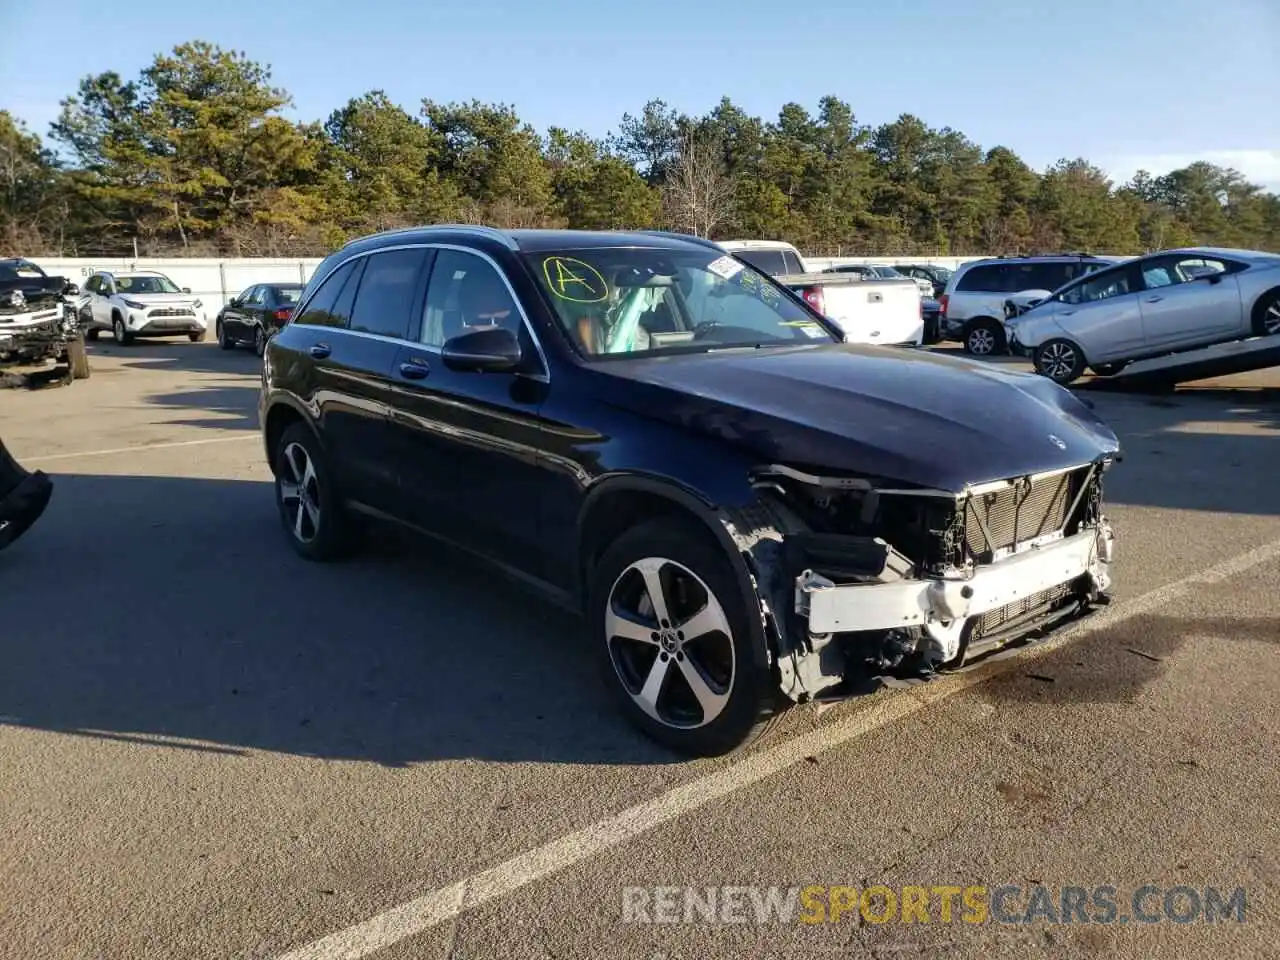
[578,488,725,593]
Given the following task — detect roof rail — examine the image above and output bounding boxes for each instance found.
[637,230,726,252]
[342,223,519,251]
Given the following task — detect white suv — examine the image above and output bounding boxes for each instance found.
[81,270,210,345]
[939,255,1115,355]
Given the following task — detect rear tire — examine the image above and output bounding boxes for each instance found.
[964,318,1006,356]
[1034,338,1087,385]
[254,325,267,358]
[588,519,781,757]
[273,422,361,562]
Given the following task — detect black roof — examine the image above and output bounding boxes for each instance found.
[341,225,722,256]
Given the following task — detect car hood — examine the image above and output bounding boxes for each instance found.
[594,343,1120,492]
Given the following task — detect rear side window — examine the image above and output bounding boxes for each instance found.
[294,259,360,328]
[1020,262,1077,291]
[955,264,1010,292]
[735,249,788,276]
[781,250,804,274]
[348,248,431,339]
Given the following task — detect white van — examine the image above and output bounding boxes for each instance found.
[717,240,808,277]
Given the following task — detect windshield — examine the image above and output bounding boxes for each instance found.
[116,274,182,294]
[525,247,837,358]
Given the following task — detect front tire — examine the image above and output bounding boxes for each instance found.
[1034,338,1088,385]
[66,336,91,380]
[112,316,133,345]
[273,422,360,562]
[589,519,780,757]
[217,321,235,350]
[188,329,207,343]
[1251,289,1280,337]
[964,318,1006,356]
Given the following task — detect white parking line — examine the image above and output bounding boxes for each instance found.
[273,533,1280,960]
[25,434,258,464]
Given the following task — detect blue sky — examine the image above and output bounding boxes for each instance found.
[4,0,1278,190]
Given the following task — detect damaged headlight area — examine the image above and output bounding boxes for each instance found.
[731,460,1117,703]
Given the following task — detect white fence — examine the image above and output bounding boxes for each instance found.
[26,254,990,310]
[29,257,324,311]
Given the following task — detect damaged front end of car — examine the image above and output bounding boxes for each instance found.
[722,456,1118,702]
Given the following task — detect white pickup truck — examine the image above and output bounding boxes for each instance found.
[778,271,924,346]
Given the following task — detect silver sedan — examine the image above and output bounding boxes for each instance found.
[1005,247,1280,384]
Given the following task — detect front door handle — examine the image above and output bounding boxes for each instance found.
[309,343,331,359]
[398,358,429,380]
[1146,296,1163,303]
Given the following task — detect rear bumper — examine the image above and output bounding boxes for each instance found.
[795,522,1113,635]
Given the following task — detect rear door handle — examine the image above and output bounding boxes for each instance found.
[1146,296,1163,303]
[398,358,430,380]
[309,343,331,359]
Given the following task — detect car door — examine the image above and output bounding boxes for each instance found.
[1052,262,1145,362]
[384,246,553,579]
[289,251,428,509]
[89,274,115,326]
[1136,254,1245,351]
[223,285,257,339]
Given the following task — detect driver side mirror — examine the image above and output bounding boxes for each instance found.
[441,325,522,373]
[181,286,192,294]
[63,283,79,296]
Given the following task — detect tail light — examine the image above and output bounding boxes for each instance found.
[938,294,949,317]
[801,286,825,314]
[273,307,293,322]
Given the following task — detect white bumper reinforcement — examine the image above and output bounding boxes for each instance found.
[795,522,1114,636]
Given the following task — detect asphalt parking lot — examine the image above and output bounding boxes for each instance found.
[2,341,1279,960]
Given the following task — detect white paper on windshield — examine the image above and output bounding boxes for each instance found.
[706,255,745,280]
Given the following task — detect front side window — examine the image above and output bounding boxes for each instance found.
[524,246,837,358]
[115,274,181,294]
[420,249,523,348]
[1059,267,1134,305]
[348,248,431,340]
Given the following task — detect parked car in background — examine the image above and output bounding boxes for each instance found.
[716,239,807,276]
[80,270,209,345]
[216,282,307,356]
[921,296,942,344]
[1006,247,1280,384]
[938,254,1116,356]
[826,263,934,299]
[894,263,955,298]
[779,270,924,346]
[259,225,1120,757]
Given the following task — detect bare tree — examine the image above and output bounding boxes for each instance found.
[660,132,735,238]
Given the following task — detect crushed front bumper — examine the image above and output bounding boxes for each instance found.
[788,522,1111,680]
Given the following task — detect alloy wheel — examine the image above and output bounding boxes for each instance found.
[1264,301,1280,335]
[1040,341,1078,381]
[113,319,126,344]
[278,441,321,543]
[604,557,735,729]
[255,326,266,357]
[968,327,995,355]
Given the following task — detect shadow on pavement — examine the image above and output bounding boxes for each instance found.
[0,471,680,768]
[90,338,263,377]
